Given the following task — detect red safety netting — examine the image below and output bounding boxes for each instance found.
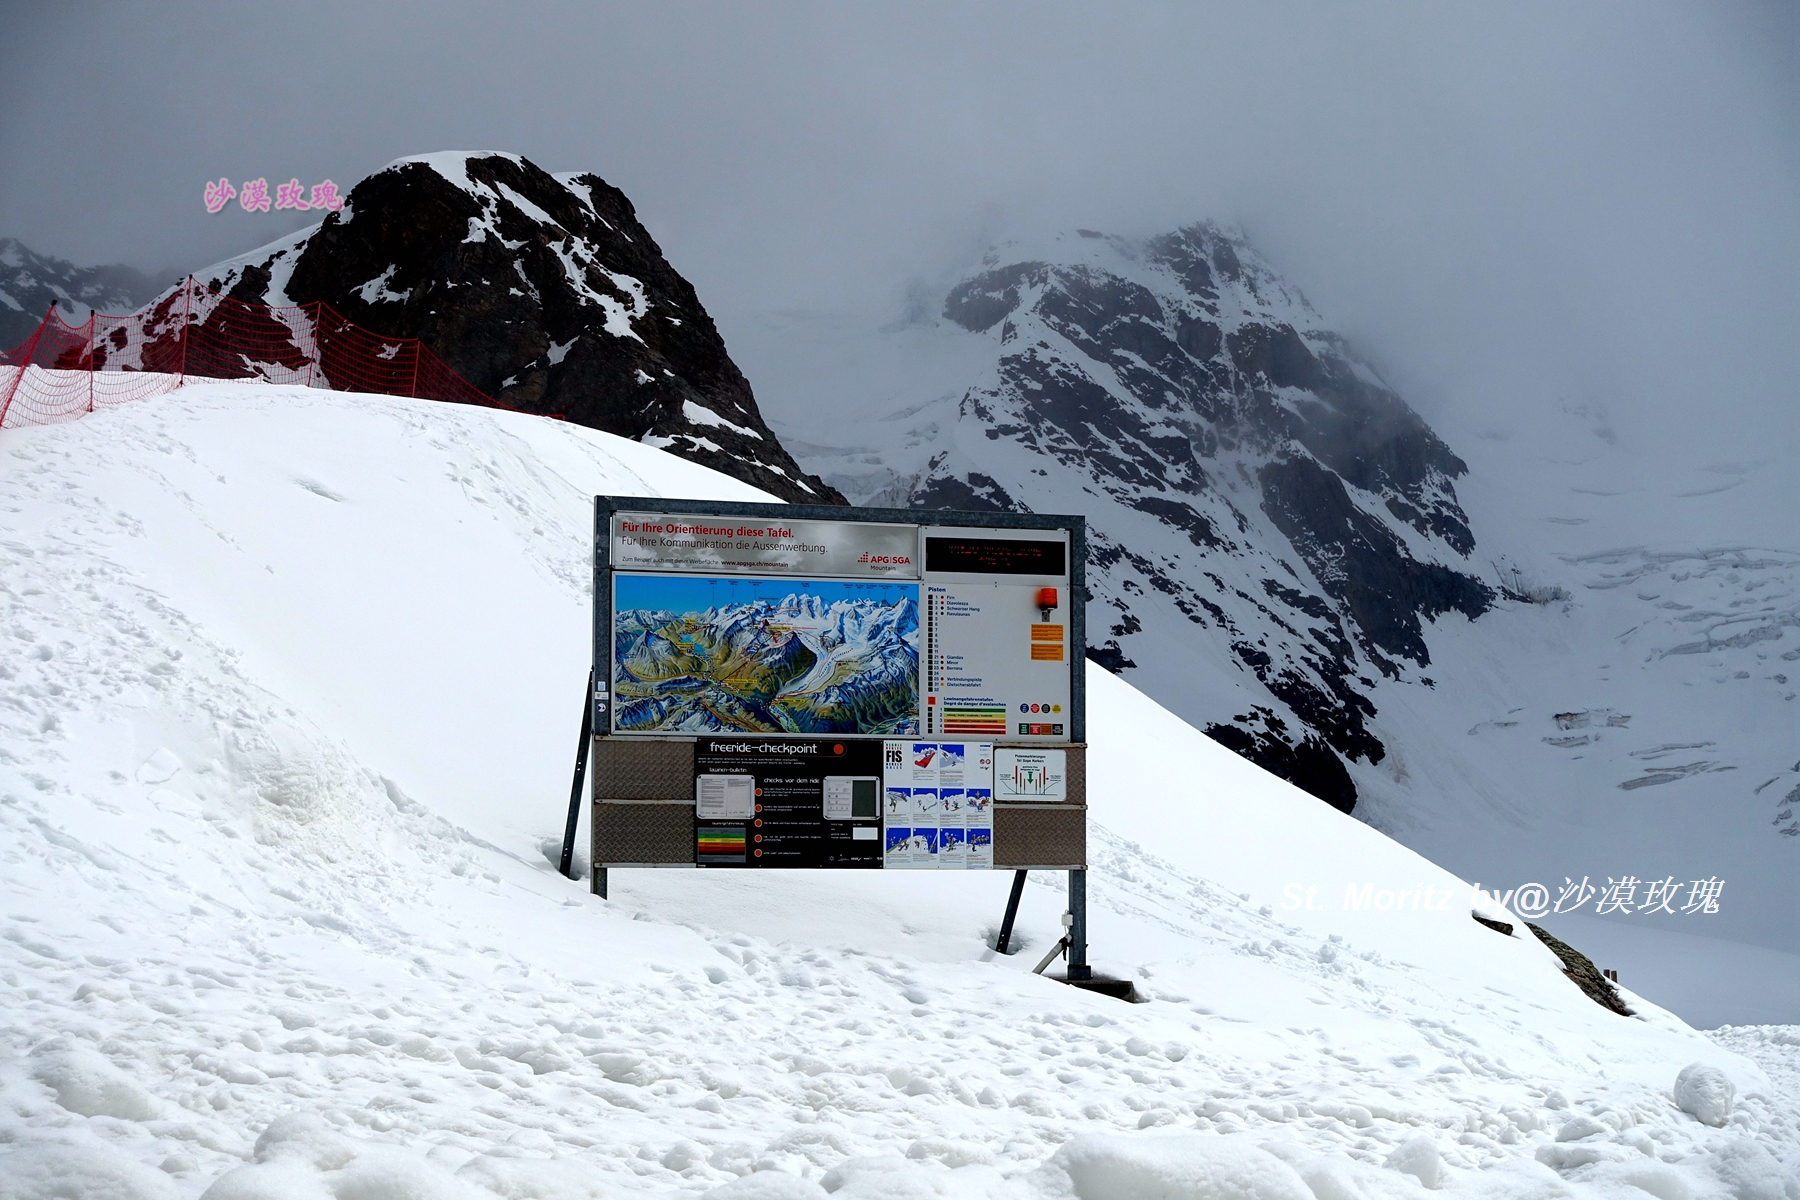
[0,277,531,429]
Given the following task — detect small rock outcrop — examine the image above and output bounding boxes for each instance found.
[1525,922,1632,1016]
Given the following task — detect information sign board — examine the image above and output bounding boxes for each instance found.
[600,508,1079,746]
[921,526,1072,740]
[611,572,921,736]
[995,747,1068,802]
[590,495,1085,877]
[880,741,994,869]
[579,497,1095,980]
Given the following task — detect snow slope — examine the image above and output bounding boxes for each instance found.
[1,384,1796,1198]
[1347,399,1800,1027]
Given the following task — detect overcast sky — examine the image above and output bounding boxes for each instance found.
[3,2,1793,455]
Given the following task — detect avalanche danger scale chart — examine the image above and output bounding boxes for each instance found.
[569,495,1109,985]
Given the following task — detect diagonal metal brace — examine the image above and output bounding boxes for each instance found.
[558,667,595,879]
[995,869,1029,953]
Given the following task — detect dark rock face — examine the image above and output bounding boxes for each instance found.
[186,153,839,504]
[0,239,173,348]
[805,223,1497,813]
[1204,708,1357,815]
[1258,455,1490,671]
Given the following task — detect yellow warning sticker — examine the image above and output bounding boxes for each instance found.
[1030,623,1065,642]
[1030,643,1065,662]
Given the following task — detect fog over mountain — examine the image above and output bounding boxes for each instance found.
[0,239,175,348]
[3,3,1793,468]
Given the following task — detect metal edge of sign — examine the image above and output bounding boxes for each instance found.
[591,495,1086,743]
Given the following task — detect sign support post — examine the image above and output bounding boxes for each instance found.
[995,869,1029,953]
[1067,869,1090,980]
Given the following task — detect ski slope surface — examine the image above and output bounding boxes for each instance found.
[0,383,1795,1199]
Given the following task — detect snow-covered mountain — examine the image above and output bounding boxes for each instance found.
[742,225,1800,991]
[3,383,1794,1197]
[0,238,174,348]
[774,225,1494,814]
[168,152,839,504]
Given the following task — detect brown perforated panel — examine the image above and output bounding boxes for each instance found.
[594,801,693,864]
[592,738,694,801]
[993,805,1086,868]
[1064,745,1086,807]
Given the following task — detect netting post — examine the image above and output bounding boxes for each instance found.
[410,342,420,398]
[86,311,96,413]
[0,304,54,428]
[305,302,318,388]
[179,278,191,385]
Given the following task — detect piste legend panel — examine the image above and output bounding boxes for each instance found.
[921,526,1071,743]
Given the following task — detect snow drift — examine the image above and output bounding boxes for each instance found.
[0,384,1795,1198]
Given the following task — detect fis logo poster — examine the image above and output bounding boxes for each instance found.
[883,740,994,870]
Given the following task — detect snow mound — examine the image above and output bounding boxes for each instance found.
[1,383,1796,1199]
[1033,1134,1312,1200]
[29,1041,168,1122]
[1676,1063,1738,1128]
[0,1140,182,1200]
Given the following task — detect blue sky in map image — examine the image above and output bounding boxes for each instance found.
[613,573,919,617]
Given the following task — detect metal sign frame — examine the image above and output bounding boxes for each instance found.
[571,495,1097,981]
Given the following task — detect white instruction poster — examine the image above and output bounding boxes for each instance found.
[695,774,756,819]
[994,747,1066,802]
[883,741,993,869]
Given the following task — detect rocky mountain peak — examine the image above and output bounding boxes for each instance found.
[185,152,840,503]
[785,221,1496,811]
